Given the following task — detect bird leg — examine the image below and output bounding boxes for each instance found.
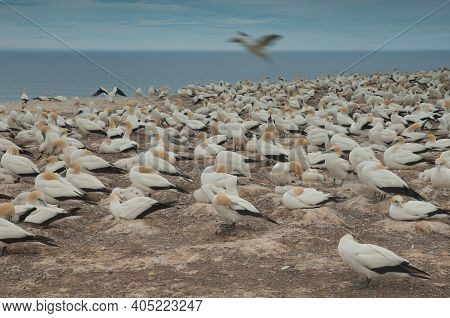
[353,276,371,289]
[218,222,236,232]
[220,222,236,230]
[0,246,7,256]
[368,192,385,203]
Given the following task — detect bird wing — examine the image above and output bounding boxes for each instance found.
[302,188,329,205]
[392,149,423,165]
[69,173,105,190]
[24,206,66,224]
[237,31,249,37]
[92,87,108,97]
[0,218,31,239]
[257,34,282,47]
[370,170,406,188]
[80,155,110,170]
[141,173,173,188]
[6,155,39,174]
[403,201,437,216]
[356,243,406,269]
[120,197,157,219]
[115,88,127,97]
[40,180,83,198]
[229,195,259,214]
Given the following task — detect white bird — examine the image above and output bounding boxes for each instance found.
[35,171,95,204]
[12,191,81,226]
[215,150,253,177]
[45,155,67,174]
[282,186,344,209]
[69,149,125,174]
[269,161,303,186]
[139,150,192,181]
[194,132,226,159]
[430,158,450,189]
[1,147,39,177]
[338,234,430,287]
[324,145,353,183]
[66,161,109,194]
[256,131,289,162]
[75,117,107,136]
[129,166,188,194]
[0,203,58,255]
[384,143,431,169]
[358,162,424,201]
[425,134,450,151]
[20,88,29,104]
[392,136,429,155]
[349,146,379,171]
[227,32,282,63]
[200,164,238,196]
[389,195,449,220]
[401,123,426,142]
[109,190,173,220]
[212,191,277,231]
[111,186,145,201]
[289,138,310,170]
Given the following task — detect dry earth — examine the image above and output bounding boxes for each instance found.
[0,95,448,297]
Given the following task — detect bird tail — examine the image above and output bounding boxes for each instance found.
[329,196,347,203]
[244,157,261,163]
[427,208,450,217]
[263,215,278,224]
[68,207,82,214]
[179,173,193,182]
[401,263,431,280]
[28,235,59,247]
[19,148,33,157]
[175,186,189,194]
[0,194,13,200]
[407,188,425,201]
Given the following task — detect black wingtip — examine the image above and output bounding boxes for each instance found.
[402,263,431,280]
[32,235,59,247]
[176,187,189,194]
[264,215,278,224]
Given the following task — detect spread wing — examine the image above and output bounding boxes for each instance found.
[115,88,127,97]
[257,34,282,47]
[92,87,108,97]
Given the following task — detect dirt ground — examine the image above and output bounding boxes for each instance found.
[0,96,448,297]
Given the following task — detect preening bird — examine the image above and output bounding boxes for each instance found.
[338,234,430,288]
[1,147,39,177]
[212,191,277,231]
[109,190,174,220]
[35,171,96,204]
[228,32,283,63]
[282,186,345,209]
[66,161,109,194]
[129,166,188,194]
[389,195,449,220]
[12,191,81,226]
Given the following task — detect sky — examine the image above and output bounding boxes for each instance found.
[0,0,449,51]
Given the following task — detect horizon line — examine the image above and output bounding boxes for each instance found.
[1,48,450,52]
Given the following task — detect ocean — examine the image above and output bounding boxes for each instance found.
[0,50,448,102]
